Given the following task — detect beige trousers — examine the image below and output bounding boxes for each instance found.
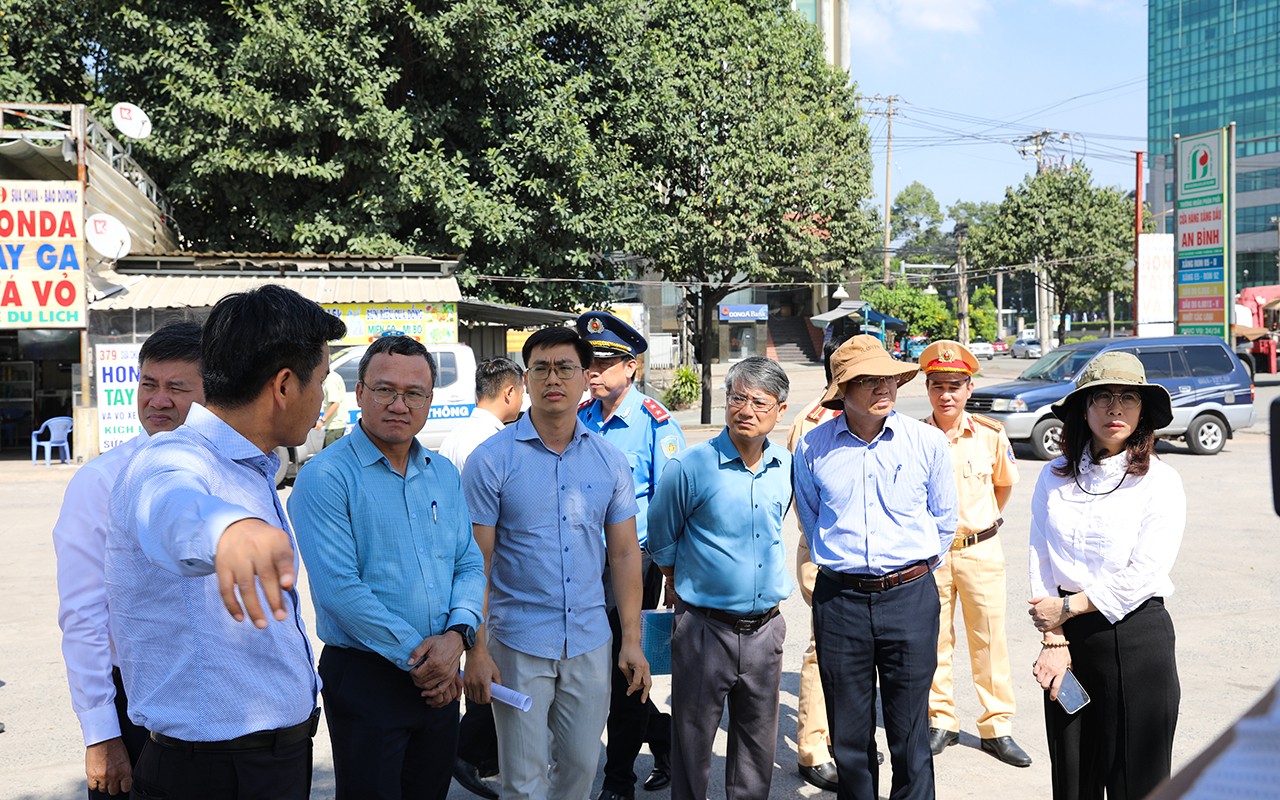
[928,536,1017,739]
[794,536,831,766]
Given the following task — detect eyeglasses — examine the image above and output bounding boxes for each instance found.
[1087,390,1142,410]
[851,375,897,391]
[726,392,778,413]
[528,364,585,381]
[361,383,431,409]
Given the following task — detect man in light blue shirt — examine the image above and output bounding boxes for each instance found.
[106,285,346,800]
[648,357,793,800]
[290,335,484,799]
[462,325,651,800]
[792,334,957,800]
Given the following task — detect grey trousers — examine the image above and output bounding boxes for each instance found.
[670,600,787,800]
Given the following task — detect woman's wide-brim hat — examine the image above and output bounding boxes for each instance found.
[1049,351,1173,429]
[820,334,919,410]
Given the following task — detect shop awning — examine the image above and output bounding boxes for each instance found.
[808,300,867,329]
[88,274,462,310]
[459,299,574,327]
[866,307,909,332]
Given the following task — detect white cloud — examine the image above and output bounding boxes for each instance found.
[848,0,989,69]
[896,0,990,33]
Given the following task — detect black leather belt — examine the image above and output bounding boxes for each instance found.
[952,518,1002,550]
[687,603,780,633]
[819,560,935,593]
[150,709,320,752]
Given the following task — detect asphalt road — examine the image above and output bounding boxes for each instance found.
[3,355,1279,799]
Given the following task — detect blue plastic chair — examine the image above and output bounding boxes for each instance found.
[31,416,73,465]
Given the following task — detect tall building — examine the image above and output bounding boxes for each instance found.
[793,0,850,72]
[1148,0,1280,287]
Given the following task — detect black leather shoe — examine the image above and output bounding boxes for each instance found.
[798,761,838,791]
[877,749,884,765]
[643,752,671,791]
[928,727,959,756]
[453,757,499,799]
[597,791,632,800]
[981,736,1033,768]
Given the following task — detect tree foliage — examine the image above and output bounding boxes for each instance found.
[967,283,997,342]
[862,283,955,341]
[0,0,98,102]
[967,164,1132,342]
[891,181,948,262]
[622,0,875,420]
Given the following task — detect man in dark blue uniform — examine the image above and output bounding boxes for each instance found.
[577,311,685,800]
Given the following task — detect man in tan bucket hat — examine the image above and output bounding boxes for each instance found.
[793,334,958,800]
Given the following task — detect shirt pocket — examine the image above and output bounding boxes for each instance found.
[563,480,615,539]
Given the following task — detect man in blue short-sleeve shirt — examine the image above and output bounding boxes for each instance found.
[461,325,652,800]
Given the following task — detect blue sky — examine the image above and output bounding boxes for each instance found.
[847,0,1148,219]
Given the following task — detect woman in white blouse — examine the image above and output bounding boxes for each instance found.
[1027,352,1186,800]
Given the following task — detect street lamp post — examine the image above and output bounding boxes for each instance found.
[953,222,969,344]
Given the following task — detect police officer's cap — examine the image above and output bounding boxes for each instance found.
[918,339,980,376]
[576,311,648,359]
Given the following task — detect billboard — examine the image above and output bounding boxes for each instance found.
[324,302,458,345]
[1136,233,1175,337]
[1174,128,1232,340]
[0,180,87,329]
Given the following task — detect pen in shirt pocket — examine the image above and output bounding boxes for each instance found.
[894,464,902,483]
[431,500,438,523]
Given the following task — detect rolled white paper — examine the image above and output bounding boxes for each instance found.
[460,670,533,712]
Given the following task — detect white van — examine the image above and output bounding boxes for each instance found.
[328,342,479,450]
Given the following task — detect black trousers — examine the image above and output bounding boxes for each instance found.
[320,645,460,800]
[129,728,312,800]
[601,561,670,796]
[89,667,148,800]
[813,570,939,800]
[1044,598,1179,800]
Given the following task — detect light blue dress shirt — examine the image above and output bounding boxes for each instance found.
[462,414,638,660]
[105,403,318,741]
[578,387,685,548]
[647,430,794,616]
[793,411,958,575]
[289,423,485,668]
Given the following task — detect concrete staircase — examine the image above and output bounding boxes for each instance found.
[766,316,820,363]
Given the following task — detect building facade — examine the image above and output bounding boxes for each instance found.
[1148,0,1280,287]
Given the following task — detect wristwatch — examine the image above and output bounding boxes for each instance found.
[447,624,477,651]
[1062,595,1072,617]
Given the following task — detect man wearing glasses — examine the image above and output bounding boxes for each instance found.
[290,335,485,798]
[576,310,684,800]
[461,326,652,800]
[648,357,793,800]
[918,341,1031,769]
[792,334,957,800]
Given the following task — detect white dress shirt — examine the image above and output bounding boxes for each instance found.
[53,432,147,746]
[1028,450,1186,624]
[438,406,505,472]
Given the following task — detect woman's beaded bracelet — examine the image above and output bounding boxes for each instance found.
[1040,640,1070,648]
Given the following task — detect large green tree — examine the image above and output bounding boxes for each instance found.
[862,283,954,340]
[0,0,99,102]
[85,0,674,309]
[622,0,876,421]
[968,164,1132,343]
[892,181,948,263]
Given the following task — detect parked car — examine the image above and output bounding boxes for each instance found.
[965,335,1255,459]
[1010,338,1042,359]
[992,339,1010,354]
[968,339,995,360]
[906,338,928,360]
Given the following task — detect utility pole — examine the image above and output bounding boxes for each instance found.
[1015,130,1067,351]
[861,94,899,285]
[954,222,969,344]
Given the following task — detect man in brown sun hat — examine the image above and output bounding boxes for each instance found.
[792,334,958,800]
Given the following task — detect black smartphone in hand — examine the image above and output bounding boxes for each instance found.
[1056,668,1091,715]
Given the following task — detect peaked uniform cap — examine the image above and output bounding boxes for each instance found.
[918,340,980,376]
[576,311,648,358]
[1049,351,1173,429]
[820,334,918,410]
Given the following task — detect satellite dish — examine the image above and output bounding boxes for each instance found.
[86,214,132,260]
[111,102,152,139]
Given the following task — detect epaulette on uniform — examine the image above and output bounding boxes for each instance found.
[578,398,593,411]
[642,397,671,423]
[972,413,1004,432]
[806,406,835,423]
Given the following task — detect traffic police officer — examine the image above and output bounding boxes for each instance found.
[919,340,1032,768]
[577,310,685,800]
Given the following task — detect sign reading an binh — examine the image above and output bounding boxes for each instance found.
[1174,128,1232,341]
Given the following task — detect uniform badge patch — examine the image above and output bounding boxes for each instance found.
[587,317,605,333]
[1007,445,1017,463]
[661,435,678,459]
